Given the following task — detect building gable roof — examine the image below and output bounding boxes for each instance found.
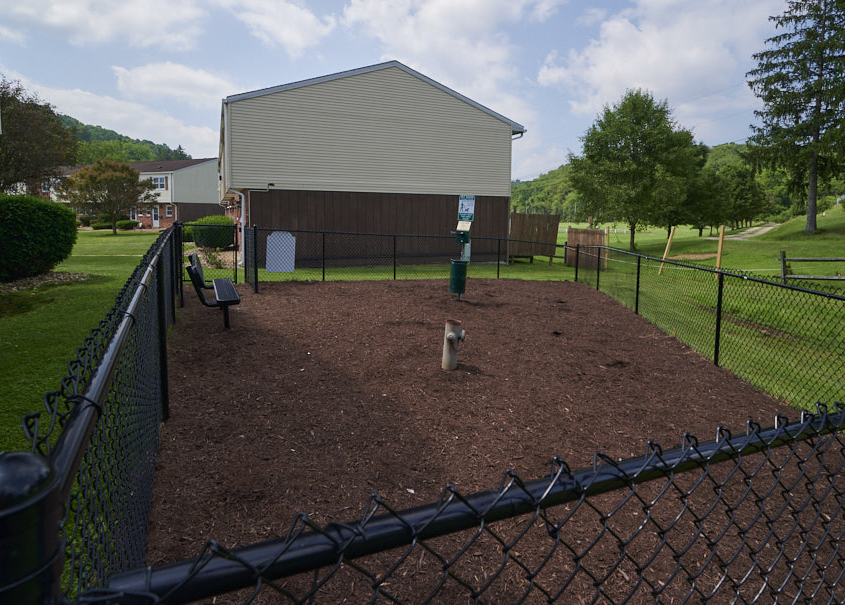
[57,158,216,178]
[128,158,216,173]
[223,60,526,135]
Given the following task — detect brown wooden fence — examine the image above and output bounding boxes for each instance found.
[508,213,559,260]
[565,227,606,269]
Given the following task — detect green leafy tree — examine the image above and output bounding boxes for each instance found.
[0,76,78,193]
[60,160,157,234]
[686,166,729,236]
[720,164,768,227]
[59,115,191,162]
[747,0,845,233]
[568,89,699,250]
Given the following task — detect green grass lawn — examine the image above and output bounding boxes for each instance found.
[562,204,845,279]
[0,229,159,452]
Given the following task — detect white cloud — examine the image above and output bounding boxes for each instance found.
[576,8,607,26]
[0,25,26,45]
[4,0,205,50]
[538,0,782,132]
[113,62,235,109]
[342,0,553,127]
[3,68,218,158]
[216,0,336,58]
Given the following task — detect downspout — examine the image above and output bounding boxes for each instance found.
[227,188,246,266]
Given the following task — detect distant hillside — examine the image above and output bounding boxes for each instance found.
[59,115,191,163]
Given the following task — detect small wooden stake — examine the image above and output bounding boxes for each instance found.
[714,225,726,281]
[658,226,676,276]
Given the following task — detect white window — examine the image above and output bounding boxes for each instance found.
[151,176,167,190]
[129,207,136,220]
[165,205,173,217]
[146,207,151,217]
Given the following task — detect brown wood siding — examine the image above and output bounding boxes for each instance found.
[249,190,508,238]
[249,189,509,265]
[179,203,226,223]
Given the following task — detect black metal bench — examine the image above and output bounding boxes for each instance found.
[186,256,240,328]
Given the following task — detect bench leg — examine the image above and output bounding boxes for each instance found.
[222,305,230,328]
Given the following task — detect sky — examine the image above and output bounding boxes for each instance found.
[0,0,784,181]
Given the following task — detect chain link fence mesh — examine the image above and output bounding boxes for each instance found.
[89,406,845,604]
[575,245,845,410]
[10,228,177,601]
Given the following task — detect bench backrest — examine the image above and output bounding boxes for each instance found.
[185,265,216,308]
[188,253,206,284]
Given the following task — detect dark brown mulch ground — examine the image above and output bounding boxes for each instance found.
[147,279,797,602]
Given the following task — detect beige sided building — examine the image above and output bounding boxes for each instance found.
[218,60,525,241]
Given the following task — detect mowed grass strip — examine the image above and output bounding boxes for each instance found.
[0,230,159,452]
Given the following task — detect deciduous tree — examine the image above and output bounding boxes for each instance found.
[0,76,77,193]
[568,89,699,250]
[60,160,157,234]
[747,0,845,233]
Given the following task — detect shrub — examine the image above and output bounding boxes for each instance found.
[116,219,140,231]
[182,225,194,242]
[97,212,128,223]
[0,194,78,282]
[79,215,95,227]
[191,215,235,249]
[91,222,112,230]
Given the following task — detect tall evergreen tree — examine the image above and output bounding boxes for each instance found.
[747,0,845,233]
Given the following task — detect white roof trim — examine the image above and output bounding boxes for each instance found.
[223,60,526,135]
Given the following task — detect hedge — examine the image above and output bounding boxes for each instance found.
[191,215,235,249]
[0,194,78,282]
[116,220,140,231]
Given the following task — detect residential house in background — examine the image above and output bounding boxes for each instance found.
[124,159,221,228]
[55,158,222,229]
[218,61,525,248]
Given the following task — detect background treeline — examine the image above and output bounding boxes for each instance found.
[60,115,192,163]
[512,143,843,229]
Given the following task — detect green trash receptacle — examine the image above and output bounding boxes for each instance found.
[449,259,468,295]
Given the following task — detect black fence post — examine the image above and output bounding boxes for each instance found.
[393,235,397,280]
[156,255,170,422]
[596,247,601,291]
[635,255,642,315]
[497,239,501,279]
[321,232,326,282]
[714,272,725,367]
[177,222,184,308]
[232,225,238,284]
[575,244,580,283]
[253,225,259,294]
[780,250,788,284]
[0,452,64,603]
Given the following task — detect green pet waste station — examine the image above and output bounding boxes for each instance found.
[450,229,470,300]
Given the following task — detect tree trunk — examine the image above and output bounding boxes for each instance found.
[698,226,703,237]
[806,149,819,233]
[628,222,636,251]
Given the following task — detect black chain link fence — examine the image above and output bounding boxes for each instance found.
[0,227,178,603]
[3,227,845,604]
[90,405,845,604]
[181,222,239,284]
[570,244,845,410]
[243,226,572,286]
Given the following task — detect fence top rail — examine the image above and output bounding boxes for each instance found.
[102,404,845,604]
[571,243,845,301]
[244,226,567,247]
[782,256,845,262]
